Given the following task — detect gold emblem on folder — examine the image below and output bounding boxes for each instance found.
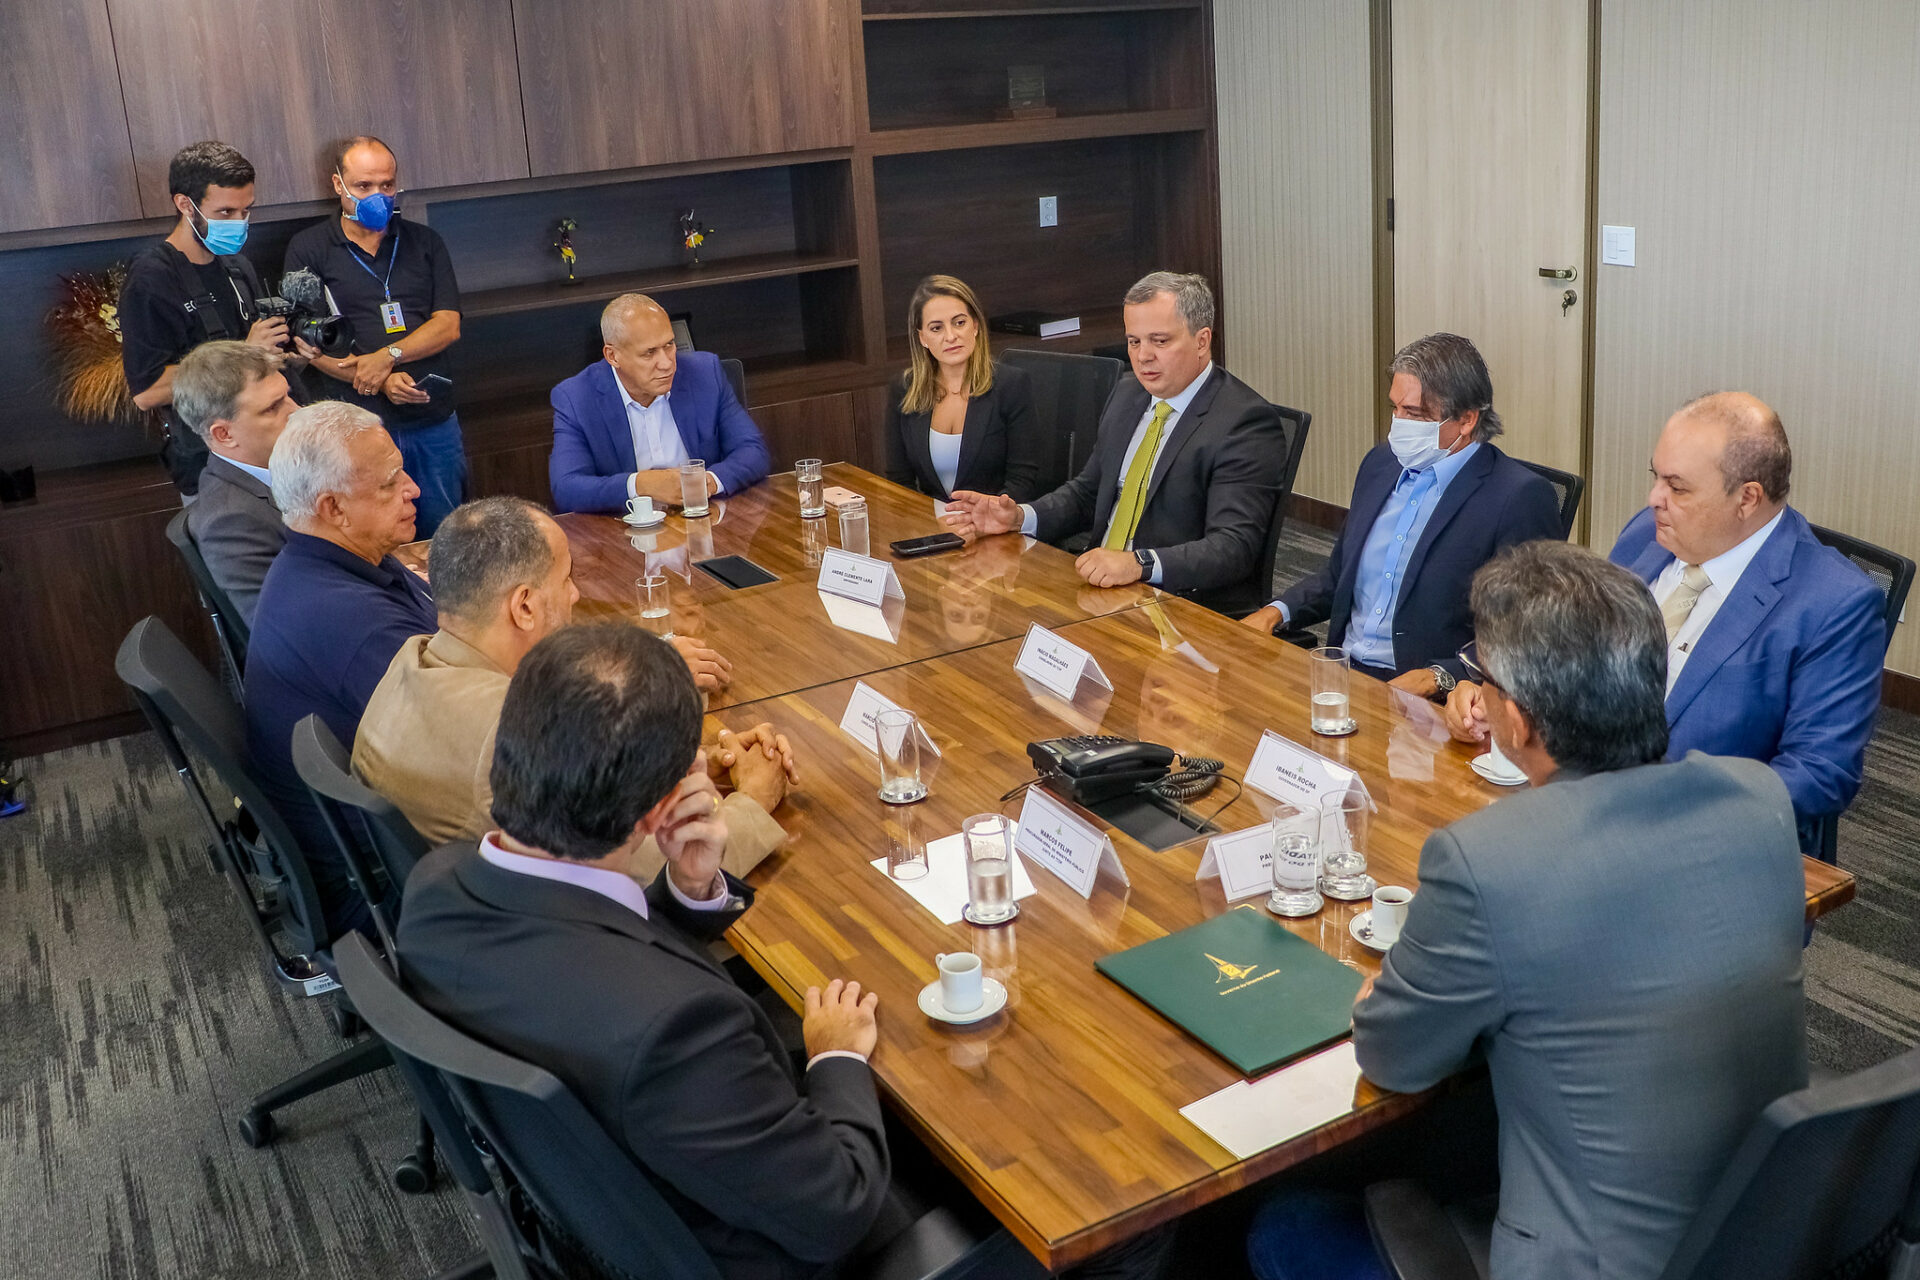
[1205,951,1282,996]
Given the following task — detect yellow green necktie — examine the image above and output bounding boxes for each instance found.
[1105,402,1173,550]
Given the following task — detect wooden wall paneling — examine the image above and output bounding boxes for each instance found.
[791,162,860,261]
[798,269,863,364]
[1131,132,1222,317]
[850,383,890,473]
[513,0,853,177]
[106,0,530,215]
[849,155,890,364]
[1212,0,1376,506]
[466,440,557,507]
[864,15,1140,132]
[751,392,862,472]
[0,0,142,232]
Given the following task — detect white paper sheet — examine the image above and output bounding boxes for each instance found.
[868,829,1038,925]
[1178,1041,1364,1160]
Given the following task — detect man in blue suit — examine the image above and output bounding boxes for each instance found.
[1447,392,1884,854]
[549,293,772,514]
[1243,332,1563,696]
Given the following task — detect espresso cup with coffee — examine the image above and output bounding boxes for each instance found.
[935,951,983,1014]
[1370,885,1414,947]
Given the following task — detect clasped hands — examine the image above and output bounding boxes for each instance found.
[941,490,1145,588]
[312,343,431,404]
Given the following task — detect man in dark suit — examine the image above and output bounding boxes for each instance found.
[942,272,1286,617]
[1241,333,1563,694]
[1249,542,1808,1280]
[1447,392,1883,852]
[550,292,773,514]
[398,621,889,1278]
[173,340,294,627]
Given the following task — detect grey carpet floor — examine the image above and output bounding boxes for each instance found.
[1,521,1914,1278]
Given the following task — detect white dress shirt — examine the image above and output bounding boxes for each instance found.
[223,456,274,488]
[613,367,709,499]
[1018,362,1216,585]
[1653,509,1784,694]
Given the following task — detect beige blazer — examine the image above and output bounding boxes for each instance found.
[353,630,786,878]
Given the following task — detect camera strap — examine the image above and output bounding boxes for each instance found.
[165,247,262,341]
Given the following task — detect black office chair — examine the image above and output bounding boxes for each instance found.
[1807,523,1913,863]
[114,617,393,1150]
[720,356,747,407]
[164,507,250,687]
[1252,403,1314,613]
[335,933,1043,1280]
[997,348,1127,496]
[1513,458,1586,540]
[1362,1044,1920,1280]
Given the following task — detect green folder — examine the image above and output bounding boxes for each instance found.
[1095,905,1364,1077]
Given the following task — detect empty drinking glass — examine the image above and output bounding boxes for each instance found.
[635,573,672,638]
[801,515,829,566]
[679,459,710,517]
[884,806,928,881]
[797,459,825,517]
[1266,809,1324,917]
[962,812,1018,925]
[876,709,928,805]
[1310,646,1357,737]
[1319,791,1377,901]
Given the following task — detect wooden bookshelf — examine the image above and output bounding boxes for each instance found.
[463,252,864,319]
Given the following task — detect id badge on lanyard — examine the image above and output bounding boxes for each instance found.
[380,301,406,333]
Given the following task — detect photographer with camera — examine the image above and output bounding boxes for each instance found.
[120,141,307,499]
[284,135,466,536]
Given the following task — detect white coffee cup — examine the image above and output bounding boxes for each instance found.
[626,495,654,521]
[935,951,983,1014]
[1485,734,1523,779]
[1370,885,1414,947]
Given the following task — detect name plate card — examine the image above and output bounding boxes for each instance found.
[1013,623,1113,700]
[1015,785,1127,898]
[838,681,941,758]
[817,548,905,606]
[1197,811,1319,901]
[1245,730,1370,810]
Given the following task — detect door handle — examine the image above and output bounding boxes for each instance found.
[1538,266,1577,281]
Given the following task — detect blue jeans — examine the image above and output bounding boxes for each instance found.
[1247,1190,1391,1280]
[393,412,468,537]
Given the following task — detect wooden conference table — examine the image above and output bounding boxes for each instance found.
[438,465,1856,1271]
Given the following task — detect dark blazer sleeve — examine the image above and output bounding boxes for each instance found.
[1768,574,1885,823]
[618,972,890,1264]
[705,358,771,495]
[1278,455,1381,630]
[993,365,1044,503]
[1421,464,1566,681]
[883,378,921,493]
[549,377,627,515]
[1151,393,1286,595]
[190,486,283,627]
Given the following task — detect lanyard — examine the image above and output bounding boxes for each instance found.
[345,222,401,301]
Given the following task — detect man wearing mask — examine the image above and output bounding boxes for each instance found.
[120,141,297,498]
[285,135,466,535]
[1242,332,1563,694]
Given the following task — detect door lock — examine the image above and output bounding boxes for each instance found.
[1562,289,1578,315]
[1539,266,1578,281]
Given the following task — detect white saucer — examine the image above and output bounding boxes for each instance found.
[1470,753,1527,786]
[918,977,1007,1026]
[1350,910,1392,952]
[622,511,666,528]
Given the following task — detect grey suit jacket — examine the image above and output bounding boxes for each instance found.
[186,454,285,628]
[1354,751,1807,1280]
[1028,365,1285,616]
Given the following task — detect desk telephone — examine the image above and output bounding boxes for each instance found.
[1027,735,1224,806]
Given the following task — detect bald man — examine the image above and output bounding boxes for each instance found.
[1447,392,1884,855]
[549,293,772,514]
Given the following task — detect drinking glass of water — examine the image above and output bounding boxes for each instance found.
[962,812,1018,925]
[797,458,825,518]
[1309,646,1357,737]
[1266,808,1324,917]
[635,573,673,638]
[838,497,870,558]
[876,709,928,805]
[1318,790,1377,901]
[679,459,710,517]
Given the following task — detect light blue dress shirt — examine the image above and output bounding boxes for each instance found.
[1343,441,1481,669]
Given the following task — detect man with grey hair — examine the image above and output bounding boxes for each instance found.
[944,271,1286,615]
[245,400,435,940]
[353,495,793,878]
[1447,390,1883,854]
[1248,540,1807,1280]
[174,340,296,625]
[549,292,772,514]
[1244,332,1562,695]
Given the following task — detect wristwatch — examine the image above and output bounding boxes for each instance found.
[1427,664,1458,695]
[386,345,404,362]
[1133,549,1154,576]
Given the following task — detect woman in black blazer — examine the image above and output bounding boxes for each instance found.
[884,274,1043,502]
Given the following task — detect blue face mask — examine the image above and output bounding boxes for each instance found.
[189,199,249,255]
[343,189,397,232]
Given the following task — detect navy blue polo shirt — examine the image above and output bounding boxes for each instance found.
[245,531,436,930]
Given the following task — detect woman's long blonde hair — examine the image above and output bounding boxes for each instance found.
[901,275,995,415]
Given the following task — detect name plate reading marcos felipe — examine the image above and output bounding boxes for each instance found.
[838,681,942,758]
[817,548,905,607]
[1015,785,1127,899]
[1013,623,1113,700]
[1245,730,1371,810]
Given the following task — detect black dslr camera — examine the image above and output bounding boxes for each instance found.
[255,268,350,356]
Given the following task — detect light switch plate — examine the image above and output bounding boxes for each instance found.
[1039,196,1058,228]
[1602,225,1635,267]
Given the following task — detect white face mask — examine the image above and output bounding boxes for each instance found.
[1388,415,1453,471]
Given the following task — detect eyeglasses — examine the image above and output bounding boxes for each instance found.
[1457,641,1502,693]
